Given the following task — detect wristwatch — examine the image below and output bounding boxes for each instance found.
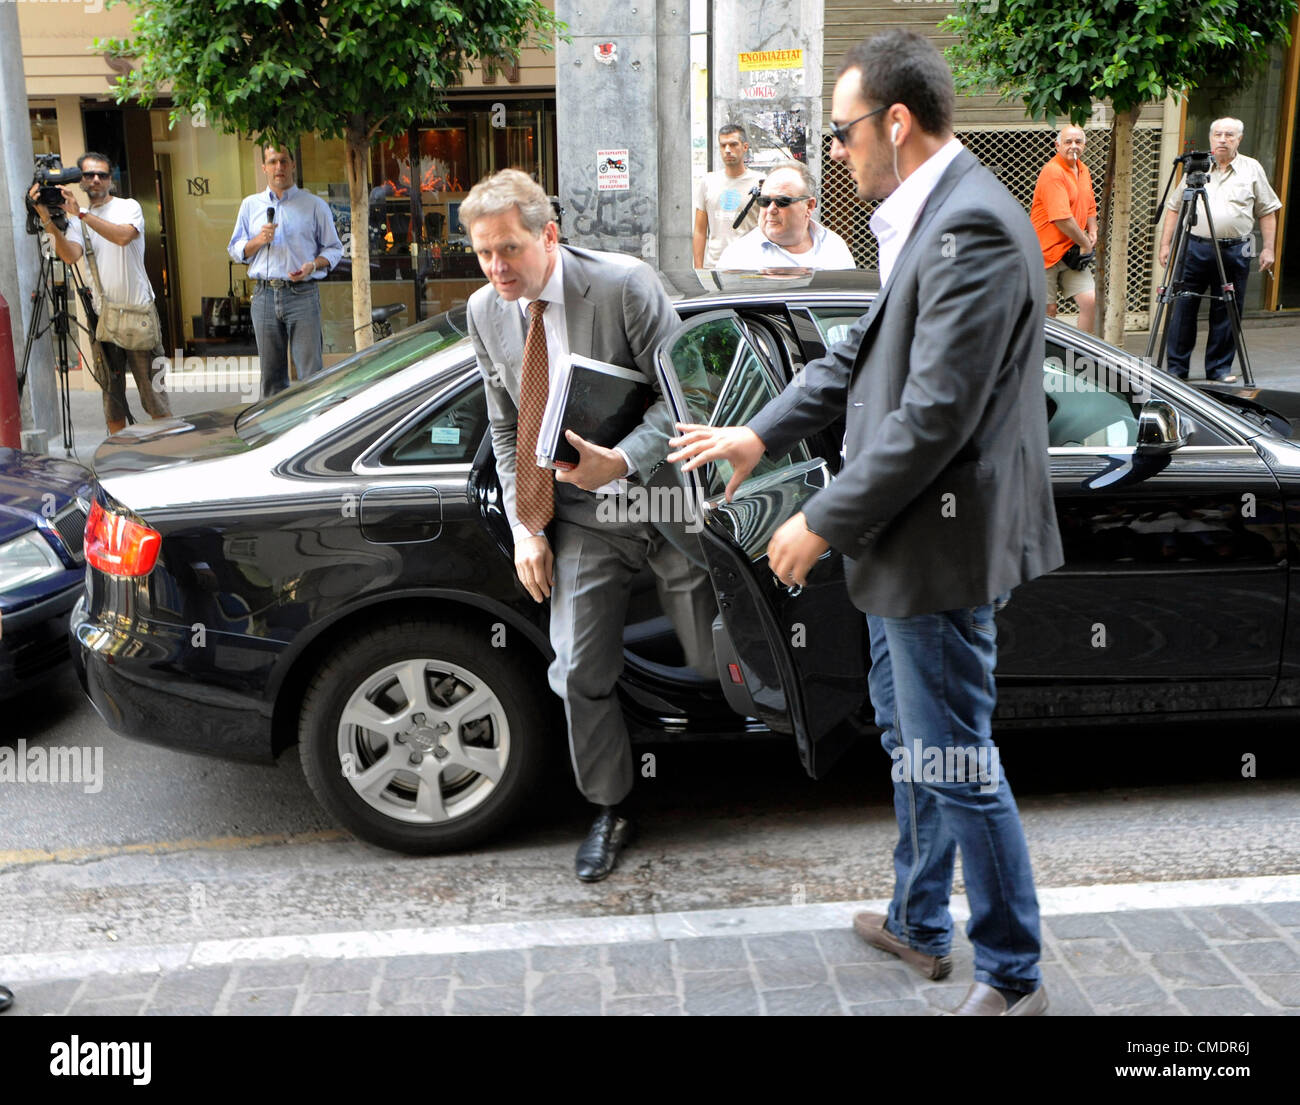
[76,208,87,220]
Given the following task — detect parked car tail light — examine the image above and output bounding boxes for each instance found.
[84,500,161,577]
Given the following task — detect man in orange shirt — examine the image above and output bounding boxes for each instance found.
[1030,125,1098,332]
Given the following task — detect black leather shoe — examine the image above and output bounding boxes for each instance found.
[575,807,632,882]
[0,984,13,1013]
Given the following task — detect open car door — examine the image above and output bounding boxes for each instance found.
[656,310,869,778]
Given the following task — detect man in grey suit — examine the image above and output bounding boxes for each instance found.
[670,31,1063,1014]
[462,170,716,882]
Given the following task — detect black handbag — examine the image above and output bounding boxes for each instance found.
[1063,244,1095,271]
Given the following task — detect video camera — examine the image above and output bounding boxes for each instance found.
[25,154,83,235]
[1175,149,1214,188]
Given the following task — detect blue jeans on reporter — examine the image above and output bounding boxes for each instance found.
[252,282,324,397]
[867,595,1042,993]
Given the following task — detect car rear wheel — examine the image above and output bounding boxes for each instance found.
[299,619,550,854]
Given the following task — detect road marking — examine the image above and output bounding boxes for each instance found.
[0,829,349,869]
[1,873,1297,982]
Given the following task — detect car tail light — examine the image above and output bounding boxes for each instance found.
[85,499,161,577]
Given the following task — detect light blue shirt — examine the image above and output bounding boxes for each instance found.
[227,185,344,280]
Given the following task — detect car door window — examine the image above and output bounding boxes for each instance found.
[662,313,810,497]
[808,307,865,348]
[378,381,487,466]
[1042,341,1141,448]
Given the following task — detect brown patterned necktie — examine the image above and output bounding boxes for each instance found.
[515,299,554,534]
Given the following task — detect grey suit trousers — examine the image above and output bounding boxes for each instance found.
[548,494,717,807]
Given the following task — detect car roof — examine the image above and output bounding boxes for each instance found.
[658,268,882,303]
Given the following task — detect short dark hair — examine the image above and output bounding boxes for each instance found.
[838,30,954,137]
[718,123,746,142]
[77,152,114,173]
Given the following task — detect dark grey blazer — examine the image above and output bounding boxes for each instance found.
[748,147,1064,617]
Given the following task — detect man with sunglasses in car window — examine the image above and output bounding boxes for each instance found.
[717,160,855,270]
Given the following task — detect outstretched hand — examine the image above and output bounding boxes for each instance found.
[667,423,765,502]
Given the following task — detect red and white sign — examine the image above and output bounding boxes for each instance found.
[597,148,629,191]
[740,84,778,99]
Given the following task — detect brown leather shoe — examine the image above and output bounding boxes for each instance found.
[946,981,1048,1016]
[852,912,952,980]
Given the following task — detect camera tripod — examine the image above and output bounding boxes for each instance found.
[17,233,93,455]
[1145,153,1254,386]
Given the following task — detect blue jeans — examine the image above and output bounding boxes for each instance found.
[1166,236,1251,380]
[867,597,1042,992]
[252,282,324,396]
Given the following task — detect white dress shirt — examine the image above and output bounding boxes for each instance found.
[870,137,964,286]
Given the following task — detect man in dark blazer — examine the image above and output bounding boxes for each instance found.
[462,170,715,882]
[670,31,1063,1015]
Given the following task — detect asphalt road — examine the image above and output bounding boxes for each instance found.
[2,665,1297,958]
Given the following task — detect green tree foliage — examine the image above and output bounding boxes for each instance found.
[102,0,562,348]
[941,0,1295,343]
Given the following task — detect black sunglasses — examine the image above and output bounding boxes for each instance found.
[828,105,887,145]
[81,171,111,179]
[755,194,811,209]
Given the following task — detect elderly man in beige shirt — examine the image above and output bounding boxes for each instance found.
[1158,117,1281,382]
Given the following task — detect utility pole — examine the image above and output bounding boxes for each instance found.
[0,4,56,452]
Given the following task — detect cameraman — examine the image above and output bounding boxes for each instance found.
[27,152,171,434]
[1158,119,1281,383]
[1030,124,1098,333]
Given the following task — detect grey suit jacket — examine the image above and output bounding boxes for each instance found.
[467,245,681,536]
[748,147,1064,617]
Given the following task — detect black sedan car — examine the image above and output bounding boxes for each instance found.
[1,449,90,697]
[71,272,1300,853]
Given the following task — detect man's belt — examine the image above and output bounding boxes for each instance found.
[1191,235,1251,246]
[254,278,313,288]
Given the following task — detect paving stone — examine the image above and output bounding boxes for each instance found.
[762,985,843,1016]
[745,932,820,960]
[848,999,931,1016]
[227,989,299,1016]
[605,995,683,1016]
[78,973,158,1001]
[754,956,829,990]
[4,978,80,1016]
[150,967,231,1007]
[1058,939,1142,976]
[1150,951,1239,987]
[833,963,917,1004]
[1109,910,1207,953]
[300,991,371,1016]
[68,996,148,1016]
[1047,914,1119,940]
[673,936,747,971]
[304,960,377,993]
[1259,902,1300,928]
[1248,974,1300,1007]
[1080,975,1170,1008]
[1110,1002,1186,1016]
[1174,987,1279,1016]
[450,985,525,1016]
[143,1004,210,1016]
[234,962,309,990]
[1039,964,1094,1016]
[530,972,602,1016]
[529,945,601,972]
[603,942,675,996]
[452,950,527,988]
[1218,941,1299,975]
[682,969,761,1016]
[816,928,877,966]
[377,977,450,1008]
[1186,905,1283,940]
[384,954,455,980]
[375,1003,444,1016]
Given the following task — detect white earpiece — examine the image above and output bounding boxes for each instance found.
[891,122,901,144]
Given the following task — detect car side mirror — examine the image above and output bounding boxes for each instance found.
[1135,400,1188,455]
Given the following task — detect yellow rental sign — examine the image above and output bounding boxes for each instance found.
[738,49,803,71]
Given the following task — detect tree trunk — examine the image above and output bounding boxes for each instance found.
[1103,107,1139,348]
[345,117,373,352]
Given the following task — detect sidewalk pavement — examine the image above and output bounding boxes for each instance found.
[3,881,1297,1016]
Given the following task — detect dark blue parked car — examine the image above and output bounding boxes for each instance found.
[0,448,91,698]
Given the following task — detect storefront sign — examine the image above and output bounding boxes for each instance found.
[597,149,629,191]
[738,49,802,71]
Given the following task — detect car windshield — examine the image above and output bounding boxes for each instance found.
[235,306,468,445]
